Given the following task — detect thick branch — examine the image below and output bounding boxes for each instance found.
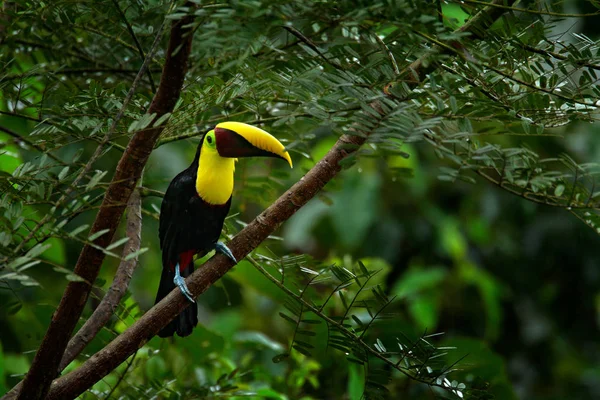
[14,10,196,400]
[45,131,367,400]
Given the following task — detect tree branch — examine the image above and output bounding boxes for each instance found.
[398,0,517,84]
[0,124,66,165]
[13,8,196,400]
[60,188,142,370]
[44,130,369,400]
[458,0,600,18]
[111,0,157,92]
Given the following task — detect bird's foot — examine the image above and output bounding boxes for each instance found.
[173,263,195,303]
[215,241,237,264]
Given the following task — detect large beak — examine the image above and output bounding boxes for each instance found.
[214,121,293,168]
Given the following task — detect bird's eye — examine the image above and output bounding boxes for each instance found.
[205,130,216,148]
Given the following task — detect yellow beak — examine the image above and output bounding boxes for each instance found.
[215,121,293,168]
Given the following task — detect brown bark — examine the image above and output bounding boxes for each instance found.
[15,11,196,400]
[44,132,366,400]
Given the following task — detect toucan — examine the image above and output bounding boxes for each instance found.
[155,122,293,337]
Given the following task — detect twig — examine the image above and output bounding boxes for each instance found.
[373,33,400,75]
[111,0,157,92]
[14,6,189,399]
[0,125,66,165]
[138,186,165,198]
[282,25,344,71]
[105,351,137,400]
[516,41,600,72]
[105,352,138,399]
[11,39,115,70]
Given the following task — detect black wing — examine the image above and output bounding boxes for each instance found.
[159,170,197,268]
[158,169,232,268]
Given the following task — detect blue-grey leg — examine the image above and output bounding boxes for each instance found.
[173,263,195,303]
[215,241,237,263]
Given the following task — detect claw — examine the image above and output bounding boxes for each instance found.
[215,241,237,264]
[173,263,195,303]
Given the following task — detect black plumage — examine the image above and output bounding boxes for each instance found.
[155,143,231,338]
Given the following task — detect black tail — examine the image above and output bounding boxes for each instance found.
[155,262,198,338]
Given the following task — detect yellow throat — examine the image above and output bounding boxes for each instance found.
[195,145,236,205]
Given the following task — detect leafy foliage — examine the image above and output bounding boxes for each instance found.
[2,0,600,399]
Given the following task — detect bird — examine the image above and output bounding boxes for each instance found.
[155,121,293,337]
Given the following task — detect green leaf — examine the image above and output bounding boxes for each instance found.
[272,353,289,363]
[152,112,172,127]
[123,247,148,261]
[86,170,107,190]
[106,237,130,251]
[58,166,70,180]
[279,312,297,325]
[292,344,312,357]
[128,113,157,133]
[69,224,90,237]
[88,229,110,241]
[234,331,285,352]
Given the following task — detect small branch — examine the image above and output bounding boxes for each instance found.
[44,127,371,400]
[111,0,157,92]
[373,33,400,75]
[416,28,598,109]
[247,257,437,387]
[0,125,66,165]
[2,68,163,82]
[458,0,600,18]
[400,0,517,83]
[105,351,138,399]
[0,110,41,123]
[516,41,600,72]
[11,38,115,70]
[283,25,344,71]
[60,188,142,370]
[73,23,157,61]
[138,186,164,198]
